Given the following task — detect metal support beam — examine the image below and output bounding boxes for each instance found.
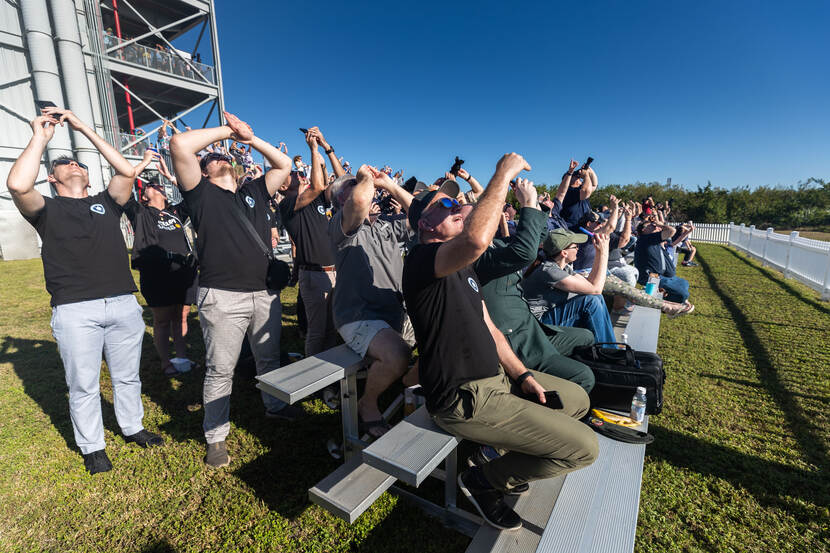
[207,0,225,125]
[110,76,166,121]
[201,98,216,128]
[190,18,208,57]
[118,0,213,85]
[116,95,214,151]
[105,11,205,54]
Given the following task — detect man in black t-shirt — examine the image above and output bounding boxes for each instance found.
[8,109,163,475]
[170,111,297,468]
[278,127,344,356]
[402,153,597,531]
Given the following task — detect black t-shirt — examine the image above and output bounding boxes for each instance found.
[24,190,136,306]
[278,194,335,267]
[402,243,500,413]
[182,176,271,291]
[123,200,191,270]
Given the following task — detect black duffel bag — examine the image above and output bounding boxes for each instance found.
[571,342,665,415]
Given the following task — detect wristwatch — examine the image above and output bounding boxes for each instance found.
[325,147,334,154]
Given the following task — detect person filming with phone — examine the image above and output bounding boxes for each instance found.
[7,106,165,475]
[402,152,597,532]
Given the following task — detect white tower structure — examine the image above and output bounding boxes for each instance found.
[0,0,226,259]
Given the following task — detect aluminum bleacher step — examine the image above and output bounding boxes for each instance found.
[624,305,661,354]
[361,405,459,487]
[464,475,566,553]
[308,456,396,524]
[534,416,649,553]
[255,344,364,404]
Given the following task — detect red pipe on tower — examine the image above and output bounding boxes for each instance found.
[111,0,135,133]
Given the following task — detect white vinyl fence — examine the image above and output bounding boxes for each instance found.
[683,222,830,300]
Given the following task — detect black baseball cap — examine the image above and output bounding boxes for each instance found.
[407,179,461,229]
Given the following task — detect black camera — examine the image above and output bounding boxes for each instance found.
[449,156,464,176]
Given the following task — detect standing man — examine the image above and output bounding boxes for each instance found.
[170,111,297,468]
[278,127,339,356]
[7,108,163,475]
[328,165,415,438]
[403,153,597,531]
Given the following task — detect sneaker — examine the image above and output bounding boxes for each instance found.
[204,441,230,468]
[124,429,164,448]
[466,446,529,495]
[681,261,698,267]
[265,403,305,421]
[457,469,522,531]
[82,449,112,475]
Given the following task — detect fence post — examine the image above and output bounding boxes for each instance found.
[761,228,773,266]
[821,249,830,301]
[727,222,734,245]
[783,231,798,278]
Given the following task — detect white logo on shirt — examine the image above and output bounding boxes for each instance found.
[266,212,271,221]
[317,205,326,215]
[467,277,479,293]
[245,195,255,208]
[90,203,105,215]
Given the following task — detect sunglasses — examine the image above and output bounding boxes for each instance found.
[437,197,460,209]
[203,153,232,164]
[53,159,88,171]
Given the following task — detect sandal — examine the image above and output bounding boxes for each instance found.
[358,414,392,441]
[162,362,178,376]
[666,301,695,319]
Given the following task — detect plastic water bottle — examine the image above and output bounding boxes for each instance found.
[630,386,647,423]
[644,273,660,296]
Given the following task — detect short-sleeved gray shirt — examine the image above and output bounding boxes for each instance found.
[521,261,574,319]
[329,210,409,330]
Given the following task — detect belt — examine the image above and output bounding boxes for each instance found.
[298,264,336,272]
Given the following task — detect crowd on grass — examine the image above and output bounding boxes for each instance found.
[7,107,699,532]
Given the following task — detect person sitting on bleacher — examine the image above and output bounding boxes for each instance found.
[328,165,416,439]
[634,218,691,303]
[522,228,618,344]
[402,153,597,532]
[473,178,596,392]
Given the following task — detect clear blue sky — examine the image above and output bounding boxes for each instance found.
[202,0,829,190]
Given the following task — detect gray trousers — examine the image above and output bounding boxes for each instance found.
[51,294,146,454]
[298,269,336,356]
[433,369,598,492]
[198,287,285,444]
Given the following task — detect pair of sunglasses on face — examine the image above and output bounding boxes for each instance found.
[204,153,232,164]
[53,158,88,171]
[436,197,460,209]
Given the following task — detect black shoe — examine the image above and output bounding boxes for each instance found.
[82,449,112,475]
[265,403,305,421]
[457,469,522,531]
[204,441,230,468]
[124,429,164,448]
[466,446,529,495]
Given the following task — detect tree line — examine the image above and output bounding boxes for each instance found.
[513,178,830,230]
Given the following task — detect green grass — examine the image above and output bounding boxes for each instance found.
[1,244,828,552]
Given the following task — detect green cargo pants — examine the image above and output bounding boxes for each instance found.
[432,368,598,493]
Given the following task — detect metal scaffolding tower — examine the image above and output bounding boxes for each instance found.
[0,0,226,260]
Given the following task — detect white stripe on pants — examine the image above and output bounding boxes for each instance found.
[51,294,146,454]
[198,287,285,444]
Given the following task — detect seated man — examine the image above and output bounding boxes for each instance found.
[522,229,618,344]
[473,178,596,392]
[634,219,691,303]
[328,164,415,438]
[672,222,698,266]
[403,152,597,531]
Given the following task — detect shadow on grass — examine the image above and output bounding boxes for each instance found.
[648,424,828,512]
[699,373,830,404]
[0,336,130,453]
[140,540,177,553]
[722,247,830,316]
[697,254,829,474]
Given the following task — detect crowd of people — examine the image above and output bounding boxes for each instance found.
[7,106,699,532]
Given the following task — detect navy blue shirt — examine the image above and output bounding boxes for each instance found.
[545,198,569,231]
[572,229,621,272]
[634,231,675,283]
[561,185,591,227]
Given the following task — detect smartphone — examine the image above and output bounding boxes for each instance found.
[299,127,308,134]
[35,100,57,112]
[524,390,564,409]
